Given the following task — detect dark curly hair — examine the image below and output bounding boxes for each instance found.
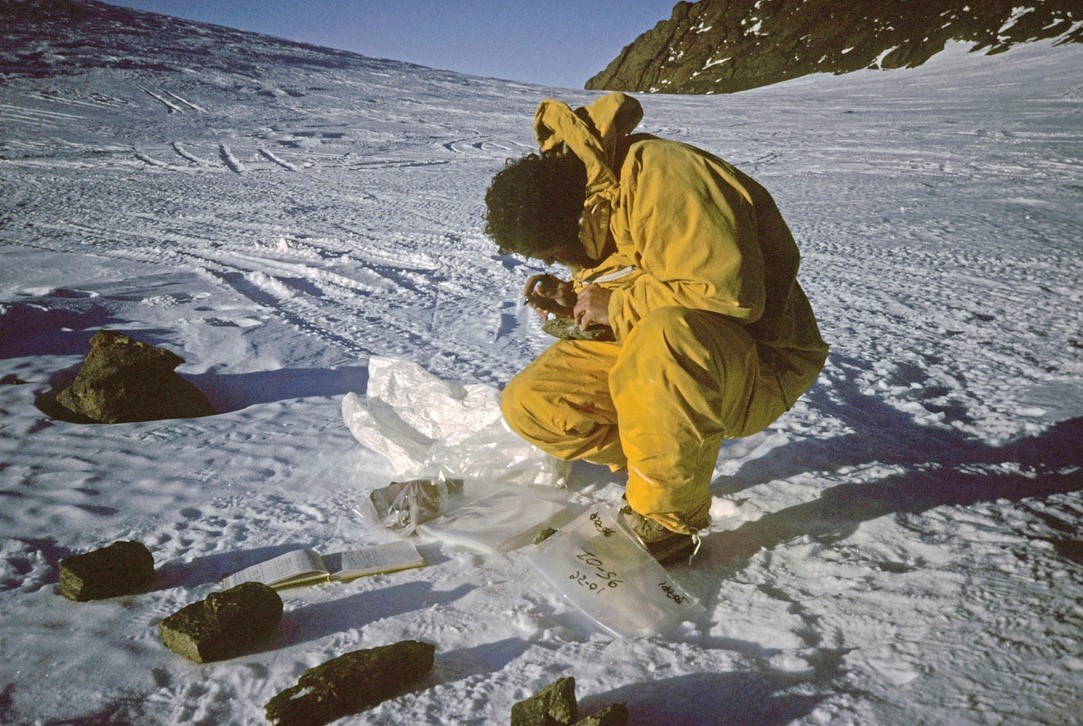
[484,151,587,259]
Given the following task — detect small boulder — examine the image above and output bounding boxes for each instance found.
[159,581,282,663]
[58,540,155,601]
[265,640,436,726]
[55,330,214,423]
[511,676,577,726]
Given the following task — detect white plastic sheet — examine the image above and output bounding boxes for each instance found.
[342,356,568,488]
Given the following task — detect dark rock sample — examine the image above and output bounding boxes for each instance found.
[511,677,577,726]
[54,330,215,423]
[265,640,436,726]
[204,582,284,636]
[586,0,1083,95]
[541,318,614,342]
[58,540,155,601]
[511,678,628,726]
[574,703,629,726]
[158,582,283,663]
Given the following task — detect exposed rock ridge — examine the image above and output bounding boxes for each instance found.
[586,0,1082,94]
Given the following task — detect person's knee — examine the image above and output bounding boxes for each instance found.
[500,372,531,435]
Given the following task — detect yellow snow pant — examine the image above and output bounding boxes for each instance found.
[502,306,793,535]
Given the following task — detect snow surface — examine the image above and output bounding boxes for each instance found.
[1,9,1082,724]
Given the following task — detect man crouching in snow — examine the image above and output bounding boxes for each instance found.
[485,92,828,565]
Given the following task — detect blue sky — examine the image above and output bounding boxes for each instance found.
[104,1,678,89]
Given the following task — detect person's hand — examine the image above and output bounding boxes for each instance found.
[523,274,576,319]
[573,284,612,330]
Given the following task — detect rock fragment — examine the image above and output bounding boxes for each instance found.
[159,581,282,663]
[511,678,628,726]
[541,317,614,342]
[58,540,155,601]
[511,676,577,726]
[265,640,436,726]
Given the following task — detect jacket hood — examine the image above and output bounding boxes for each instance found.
[533,92,643,261]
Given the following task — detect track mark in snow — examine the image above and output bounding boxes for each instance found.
[171,141,213,166]
[439,137,525,156]
[258,147,301,172]
[350,159,449,170]
[0,105,75,128]
[27,89,129,110]
[138,86,185,114]
[0,102,84,126]
[162,90,205,112]
[219,144,245,173]
[133,149,170,168]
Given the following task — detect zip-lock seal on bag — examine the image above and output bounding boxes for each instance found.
[525,506,704,638]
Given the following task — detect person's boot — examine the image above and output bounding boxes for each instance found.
[619,503,700,566]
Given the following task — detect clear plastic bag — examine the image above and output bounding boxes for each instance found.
[368,477,464,535]
[416,485,579,554]
[525,506,704,638]
[342,356,568,488]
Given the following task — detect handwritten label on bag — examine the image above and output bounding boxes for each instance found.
[569,549,623,594]
[658,581,687,604]
[589,512,615,537]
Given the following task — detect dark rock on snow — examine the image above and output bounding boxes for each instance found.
[265,640,436,726]
[586,0,1083,94]
[511,677,629,726]
[511,677,578,725]
[158,582,283,664]
[54,330,214,423]
[58,540,155,601]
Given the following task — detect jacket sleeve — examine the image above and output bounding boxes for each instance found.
[607,142,766,341]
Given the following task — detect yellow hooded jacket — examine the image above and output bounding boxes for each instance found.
[534,92,828,408]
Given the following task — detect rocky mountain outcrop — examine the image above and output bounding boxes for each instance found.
[586,0,1082,94]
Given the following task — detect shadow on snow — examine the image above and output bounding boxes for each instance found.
[706,354,1083,568]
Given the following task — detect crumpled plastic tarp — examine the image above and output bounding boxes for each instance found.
[342,356,569,488]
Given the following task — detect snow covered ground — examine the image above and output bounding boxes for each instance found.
[1,3,1081,723]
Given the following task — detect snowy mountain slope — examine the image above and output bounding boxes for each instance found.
[1,1,1082,724]
[587,0,1083,94]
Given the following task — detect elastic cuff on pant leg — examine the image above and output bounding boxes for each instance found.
[639,508,710,536]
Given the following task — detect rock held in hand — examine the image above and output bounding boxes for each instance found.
[541,318,614,342]
[58,540,155,601]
